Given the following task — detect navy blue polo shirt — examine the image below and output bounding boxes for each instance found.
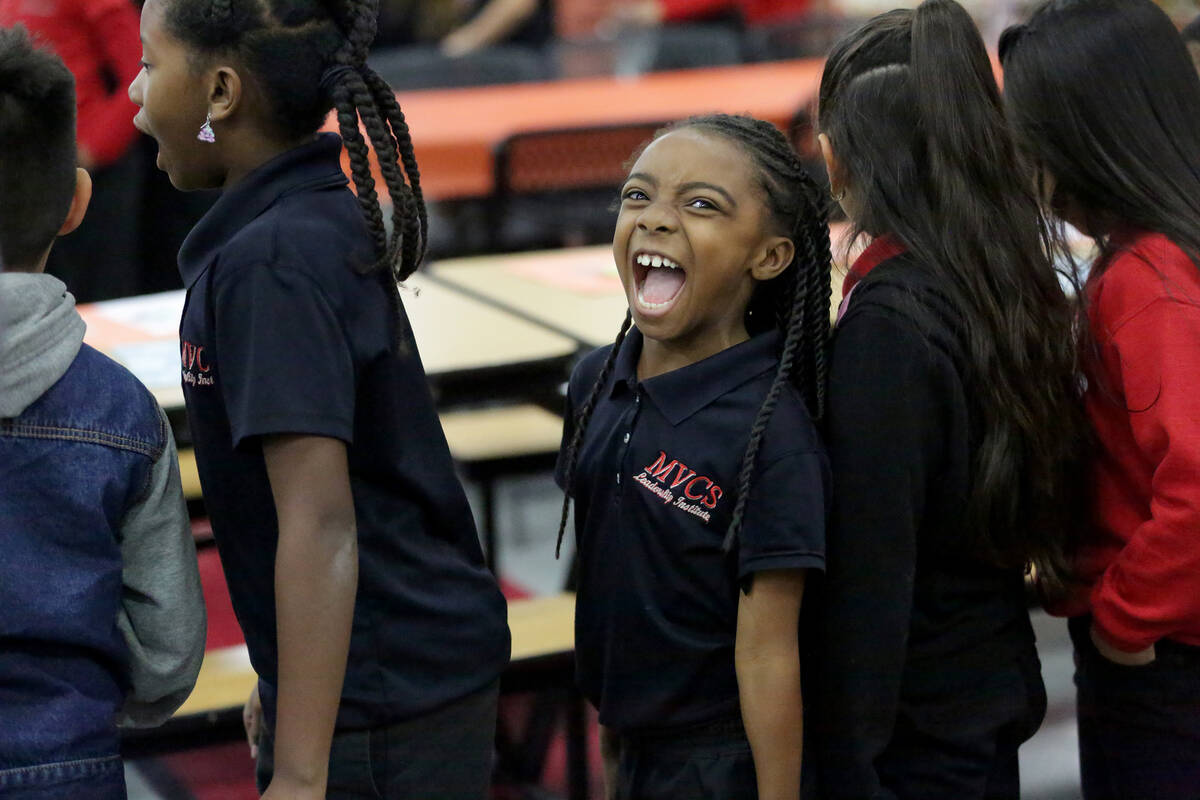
[177,134,510,730]
[556,328,829,732]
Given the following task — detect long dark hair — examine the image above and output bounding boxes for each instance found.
[163,0,425,326]
[555,114,832,557]
[818,0,1089,581]
[1000,0,1200,274]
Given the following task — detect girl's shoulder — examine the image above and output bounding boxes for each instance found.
[1090,228,1200,328]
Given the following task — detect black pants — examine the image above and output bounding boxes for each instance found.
[869,649,1046,800]
[1070,616,1200,800]
[614,715,757,800]
[255,680,499,799]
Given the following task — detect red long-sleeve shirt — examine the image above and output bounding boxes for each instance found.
[659,0,812,25]
[1053,228,1200,653]
[0,0,142,167]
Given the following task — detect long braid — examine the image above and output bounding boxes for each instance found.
[676,115,830,552]
[330,80,389,266]
[363,69,427,276]
[554,310,633,559]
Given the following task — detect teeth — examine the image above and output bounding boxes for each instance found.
[634,253,680,269]
[636,286,674,309]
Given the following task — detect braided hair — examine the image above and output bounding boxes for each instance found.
[161,0,425,332]
[555,113,832,558]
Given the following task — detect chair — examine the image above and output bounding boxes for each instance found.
[367,44,548,91]
[488,120,670,252]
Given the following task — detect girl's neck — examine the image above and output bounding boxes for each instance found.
[637,324,750,381]
[221,131,319,190]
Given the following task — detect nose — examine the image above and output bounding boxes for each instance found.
[636,201,676,234]
[128,70,144,107]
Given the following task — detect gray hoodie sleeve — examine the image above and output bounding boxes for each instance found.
[115,406,207,728]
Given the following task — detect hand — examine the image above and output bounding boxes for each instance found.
[1091,623,1156,666]
[440,28,480,58]
[602,0,662,32]
[244,683,263,759]
[260,775,326,800]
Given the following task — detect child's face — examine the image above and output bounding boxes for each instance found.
[613,128,775,355]
[129,0,224,190]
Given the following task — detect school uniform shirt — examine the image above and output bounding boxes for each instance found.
[1049,228,1200,653]
[176,134,510,730]
[557,327,829,732]
[810,239,1045,799]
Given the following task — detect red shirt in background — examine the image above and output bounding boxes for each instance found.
[659,0,812,25]
[1054,228,1200,653]
[0,0,142,167]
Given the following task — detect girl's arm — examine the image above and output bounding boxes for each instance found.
[261,434,358,800]
[736,568,806,800]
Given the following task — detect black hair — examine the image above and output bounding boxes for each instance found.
[0,26,78,269]
[161,0,426,324]
[818,0,1089,582]
[1000,0,1200,272]
[555,113,832,558]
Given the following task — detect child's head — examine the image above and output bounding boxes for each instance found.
[556,113,832,554]
[130,0,425,280]
[817,0,1091,580]
[0,27,90,272]
[1182,15,1200,74]
[1000,0,1200,255]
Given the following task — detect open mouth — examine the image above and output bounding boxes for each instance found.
[633,251,686,313]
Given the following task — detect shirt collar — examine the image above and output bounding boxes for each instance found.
[178,133,349,288]
[608,327,783,426]
[843,234,907,297]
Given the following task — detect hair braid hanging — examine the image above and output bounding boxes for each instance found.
[723,253,810,551]
[554,311,634,559]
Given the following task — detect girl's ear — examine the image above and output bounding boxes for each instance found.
[750,235,795,282]
[207,64,244,123]
[817,132,843,198]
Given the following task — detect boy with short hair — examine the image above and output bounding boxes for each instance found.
[0,26,205,800]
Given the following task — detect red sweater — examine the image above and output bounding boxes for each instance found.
[1055,228,1200,653]
[659,0,812,25]
[0,0,142,167]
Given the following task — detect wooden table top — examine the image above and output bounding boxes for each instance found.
[77,274,576,411]
[431,233,853,348]
[325,59,823,201]
[175,592,576,719]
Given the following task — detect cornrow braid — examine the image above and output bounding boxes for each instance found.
[554,310,633,559]
[164,0,427,342]
[554,113,832,560]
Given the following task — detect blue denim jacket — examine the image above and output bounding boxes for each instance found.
[0,275,204,800]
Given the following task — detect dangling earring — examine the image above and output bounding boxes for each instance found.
[830,187,846,203]
[197,112,215,143]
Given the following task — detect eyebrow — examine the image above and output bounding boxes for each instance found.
[622,174,738,208]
